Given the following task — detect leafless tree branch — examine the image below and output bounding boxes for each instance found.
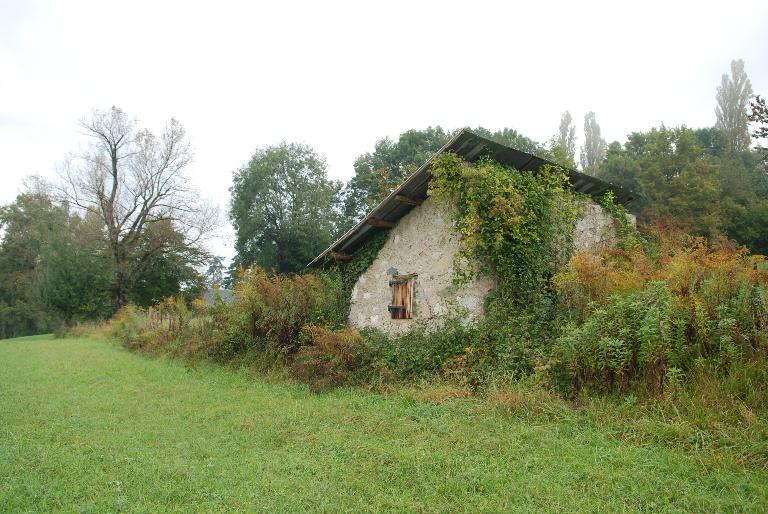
[55,106,220,307]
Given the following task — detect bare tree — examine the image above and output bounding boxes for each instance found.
[557,111,577,162]
[716,59,753,151]
[580,111,607,175]
[58,106,217,308]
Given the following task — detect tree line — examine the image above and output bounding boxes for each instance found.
[1,59,766,337]
[230,59,767,275]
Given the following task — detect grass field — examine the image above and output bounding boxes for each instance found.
[1,335,767,512]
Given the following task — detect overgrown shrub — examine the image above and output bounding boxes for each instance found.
[368,317,479,381]
[290,325,375,391]
[206,267,345,360]
[470,293,563,382]
[556,282,677,392]
[105,304,150,349]
[554,231,768,393]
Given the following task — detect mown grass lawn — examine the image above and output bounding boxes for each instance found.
[1,335,766,513]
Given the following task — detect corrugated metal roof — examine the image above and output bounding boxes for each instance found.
[308,129,635,267]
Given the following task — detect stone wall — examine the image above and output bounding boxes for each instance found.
[348,196,623,334]
[574,202,626,251]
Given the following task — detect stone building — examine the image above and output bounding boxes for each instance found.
[309,130,634,334]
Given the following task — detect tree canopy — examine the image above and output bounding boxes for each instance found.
[749,95,768,158]
[596,125,768,253]
[0,192,67,337]
[552,111,577,167]
[580,112,607,174]
[230,142,343,274]
[0,184,210,337]
[0,107,215,336]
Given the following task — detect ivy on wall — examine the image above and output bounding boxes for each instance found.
[428,153,582,304]
[598,190,642,250]
[325,154,637,325]
[327,229,391,319]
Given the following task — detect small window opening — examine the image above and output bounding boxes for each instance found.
[388,274,416,319]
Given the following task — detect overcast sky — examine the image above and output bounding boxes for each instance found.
[2,0,767,262]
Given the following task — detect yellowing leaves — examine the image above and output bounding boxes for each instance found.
[429,154,580,302]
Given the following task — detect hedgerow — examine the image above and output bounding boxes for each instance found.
[106,267,346,365]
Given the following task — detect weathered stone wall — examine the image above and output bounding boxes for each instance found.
[348,196,624,334]
[574,202,615,251]
[349,198,494,334]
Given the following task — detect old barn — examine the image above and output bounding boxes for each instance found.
[309,130,634,334]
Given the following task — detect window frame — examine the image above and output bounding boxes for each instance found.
[388,274,416,319]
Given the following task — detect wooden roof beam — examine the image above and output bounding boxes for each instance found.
[394,194,423,206]
[328,251,353,262]
[366,217,395,228]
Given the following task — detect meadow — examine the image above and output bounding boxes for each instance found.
[1,335,767,513]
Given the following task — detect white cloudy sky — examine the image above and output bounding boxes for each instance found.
[2,0,767,261]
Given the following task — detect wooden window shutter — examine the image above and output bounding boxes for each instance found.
[388,274,416,319]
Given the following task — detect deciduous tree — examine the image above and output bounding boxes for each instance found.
[34,211,114,324]
[0,192,63,337]
[230,142,342,274]
[715,59,753,151]
[580,112,607,174]
[343,127,451,222]
[58,107,216,308]
[556,111,577,164]
[749,94,768,157]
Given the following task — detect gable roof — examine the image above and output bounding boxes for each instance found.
[308,129,635,268]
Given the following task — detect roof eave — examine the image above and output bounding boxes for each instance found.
[307,130,469,267]
[308,129,635,268]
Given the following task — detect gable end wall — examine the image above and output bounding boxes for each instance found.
[349,196,621,334]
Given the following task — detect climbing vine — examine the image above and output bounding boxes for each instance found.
[598,190,642,250]
[328,229,391,318]
[428,153,581,304]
